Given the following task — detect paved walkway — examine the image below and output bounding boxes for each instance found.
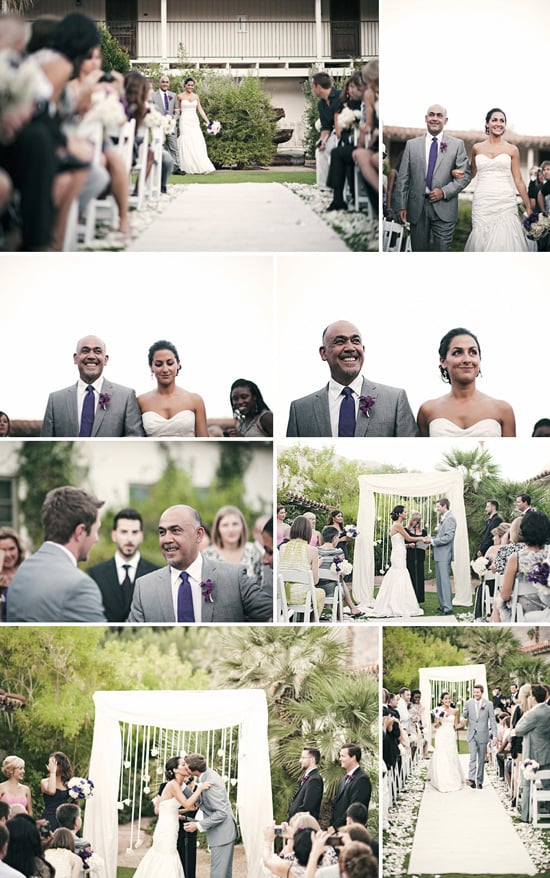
[127,182,349,251]
[409,755,537,874]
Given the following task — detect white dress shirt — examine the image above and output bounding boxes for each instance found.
[169,554,204,622]
[114,551,140,585]
[327,374,364,437]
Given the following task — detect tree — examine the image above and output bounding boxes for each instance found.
[457,627,520,685]
[99,24,131,74]
[382,627,465,694]
[16,442,88,550]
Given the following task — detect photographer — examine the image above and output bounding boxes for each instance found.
[263,817,338,877]
[303,829,378,878]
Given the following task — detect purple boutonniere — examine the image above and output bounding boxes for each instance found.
[480,704,486,711]
[200,580,214,602]
[359,395,376,418]
[440,141,448,153]
[99,392,111,411]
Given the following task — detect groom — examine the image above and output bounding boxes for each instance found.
[430,498,456,615]
[183,753,237,878]
[460,685,497,789]
[392,103,471,251]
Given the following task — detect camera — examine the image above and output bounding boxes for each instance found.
[327,834,344,847]
[99,73,114,83]
[39,821,51,838]
[274,825,284,836]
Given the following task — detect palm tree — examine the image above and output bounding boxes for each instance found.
[460,627,519,683]
[2,1,35,12]
[436,446,501,494]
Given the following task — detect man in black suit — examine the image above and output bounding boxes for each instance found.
[287,747,324,821]
[88,508,159,622]
[330,743,371,830]
[477,499,503,557]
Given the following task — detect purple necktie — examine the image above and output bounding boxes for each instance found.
[79,385,95,437]
[177,571,195,622]
[338,387,356,437]
[164,91,169,112]
[426,136,438,190]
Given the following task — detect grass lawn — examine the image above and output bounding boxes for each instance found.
[169,169,316,185]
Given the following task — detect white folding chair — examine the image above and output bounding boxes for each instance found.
[318,568,344,622]
[531,769,550,827]
[510,573,541,622]
[129,125,150,211]
[278,568,319,623]
[382,219,404,251]
[277,574,289,623]
[145,126,163,201]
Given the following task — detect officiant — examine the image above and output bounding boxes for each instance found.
[404,511,427,603]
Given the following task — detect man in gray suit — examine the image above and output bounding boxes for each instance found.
[460,684,497,789]
[41,335,144,437]
[127,505,272,623]
[392,103,471,251]
[430,498,456,615]
[184,753,237,878]
[286,320,417,438]
[7,486,107,622]
[151,74,182,174]
[513,684,550,822]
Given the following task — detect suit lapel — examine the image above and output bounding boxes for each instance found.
[315,386,332,435]
[199,556,216,622]
[355,378,376,437]
[433,135,448,175]
[67,384,80,435]
[91,380,112,437]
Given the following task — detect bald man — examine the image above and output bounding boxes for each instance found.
[286,320,417,437]
[41,334,144,436]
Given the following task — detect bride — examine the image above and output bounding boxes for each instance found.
[177,77,215,175]
[371,506,428,617]
[133,756,212,878]
[138,340,209,437]
[417,327,516,437]
[463,108,530,252]
[428,692,464,792]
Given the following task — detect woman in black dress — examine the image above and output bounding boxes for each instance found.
[40,751,72,831]
[404,511,427,603]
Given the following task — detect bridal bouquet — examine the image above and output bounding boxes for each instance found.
[344,524,359,539]
[207,119,221,135]
[331,558,353,576]
[337,107,362,130]
[521,758,540,781]
[67,777,95,800]
[433,706,446,720]
[523,212,550,241]
[0,50,38,112]
[82,90,126,130]
[471,556,489,577]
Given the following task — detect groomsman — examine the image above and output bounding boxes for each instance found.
[330,744,371,829]
[287,747,324,821]
[152,74,183,174]
[477,500,502,557]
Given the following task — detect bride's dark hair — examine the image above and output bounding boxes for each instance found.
[148,340,181,374]
[438,327,481,383]
[484,107,506,134]
[390,505,405,521]
[164,756,181,780]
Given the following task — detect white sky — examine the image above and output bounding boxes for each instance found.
[1,253,274,421]
[275,253,548,440]
[382,0,550,136]
[277,438,550,484]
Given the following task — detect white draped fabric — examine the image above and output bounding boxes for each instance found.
[84,690,272,878]
[353,470,471,607]
[418,664,488,740]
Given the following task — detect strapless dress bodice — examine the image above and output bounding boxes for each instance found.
[142,410,196,437]
[428,418,502,437]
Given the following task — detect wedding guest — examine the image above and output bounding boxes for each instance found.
[7,486,107,623]
[404,511,427,603]
[477,500,503,557]
[351,60,379,206]
[474,522,509,619]
[0,759,31,815]
[229,379,273,437]
[41,335,144,437]
[528,166,543,212]
[325,71,366,212]
[497,511,550,621]
[4,815,53,878]
[40,752,72,831]
[532,418,550,437]
[303,512,321,547]
[126,71,174,195]
[88,508,159,622]
[44,828,81,878]
[276,507,291,546]
[138,339,208,437]
[417,327,516,436]
[263,820,338,878]
[311,72,340,188]
[317,525,363,616]
[261,517,274,570]
[513,684,550,822]
[303,833,377,878]
[287,320,417,438]
[516,494,535,516]
[55,803,89,852]
[203,505,263,580]
[408,690,429,758]
[0,413,10,437]
[278,515,325,618]
[509,683,532,806]
[0,528,25,622]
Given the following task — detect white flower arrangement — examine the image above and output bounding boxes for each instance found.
[344,524,359,539]
[67,777,94,800]
[143,105,164,129]
[470,556,489,576]
[337,107,362,130]
[206,119,221,135]
[330,559,353,576]
[160,114,176,136]
[521,758,540,781]
[0,50,39,112]
[82,90,126,130]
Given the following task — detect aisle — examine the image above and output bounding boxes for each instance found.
[127,183,350,251]
[408,755,537,875]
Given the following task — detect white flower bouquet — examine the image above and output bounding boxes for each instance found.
[160,114,176,136]
[521,758,540,781]
[433,706,446,720]
[470,556,489,576]
[207,119,221,135]
[0,50,38,111]
[337,107,362,130]
[67,777,95,800]
[83,90,126,130]
[330,559,353,576]
[344,524,359,539]
[143,105,164,129]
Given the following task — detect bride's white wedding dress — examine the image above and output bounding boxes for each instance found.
[178,100,215,174]
[371,533,424,617]
[142,410,196,437]
[465,154,528,252]
[428,714,464,792]
[428,418,502,437]
[133,798,184,878]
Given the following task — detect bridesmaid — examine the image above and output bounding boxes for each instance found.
[40,751,72,831]
[0,756,32,814]
[404,511,427,603]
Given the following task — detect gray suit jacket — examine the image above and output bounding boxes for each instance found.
[433,513,456,562]
[152,88,178,116]
[514,702,550,766]
[41,379,144,437]
[392,133,471,224]
[198,768,237,846]
[127,556,273,623]
[462,698,497,743]
[286,377,417,437]
[7,542,107,622]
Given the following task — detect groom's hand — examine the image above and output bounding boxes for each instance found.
[184,821,198,832]
[428,188,444,202]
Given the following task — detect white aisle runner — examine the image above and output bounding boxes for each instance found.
[408,755,537,875]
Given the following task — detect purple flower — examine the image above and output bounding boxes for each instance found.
[480,705,485,711]
[527,561,550,587]
[359,395,376,418]
[200,580,214,602]
[99,392,111,410]
[440,141,448,153]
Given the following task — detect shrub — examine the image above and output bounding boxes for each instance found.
[99,24,131,74]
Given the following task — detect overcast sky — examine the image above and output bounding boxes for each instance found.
[382,0,550,136]
[276,254,547,440]
[1,254,273,421]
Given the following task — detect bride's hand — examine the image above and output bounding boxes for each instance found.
[197,781,213,792]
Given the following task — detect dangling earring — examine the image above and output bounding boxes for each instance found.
[439,365,450,383]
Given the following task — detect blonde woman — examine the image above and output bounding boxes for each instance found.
[203,505,262,579]
[0,756,32,815]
